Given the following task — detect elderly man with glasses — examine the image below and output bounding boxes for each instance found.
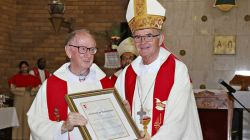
[115,0,203,140]
[27,29,113,140]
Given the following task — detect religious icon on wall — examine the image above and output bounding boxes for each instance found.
[213,36,236,55]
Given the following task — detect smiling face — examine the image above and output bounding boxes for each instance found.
[65,31,96,74]
[133,28,163,65]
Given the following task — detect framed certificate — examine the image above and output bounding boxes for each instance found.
[65,88,141,140]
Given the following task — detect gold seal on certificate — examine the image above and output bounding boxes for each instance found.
[65,88,141,140]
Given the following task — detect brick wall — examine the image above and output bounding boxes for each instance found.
[2,0,126,89]
[0,0,16,89]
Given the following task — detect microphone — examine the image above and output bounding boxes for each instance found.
[218,79,250,113]
[218,79,236,93]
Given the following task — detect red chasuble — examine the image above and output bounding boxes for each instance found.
[8,73,41,87]
[125,54,176,136]
[33,68,51,82]
[46,75,114,121]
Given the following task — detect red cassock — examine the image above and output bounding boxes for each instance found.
[8,73,41,87]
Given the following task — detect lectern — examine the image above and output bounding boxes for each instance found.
[230,74,250,91]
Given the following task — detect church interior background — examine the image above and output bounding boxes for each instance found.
[0,0,250,139]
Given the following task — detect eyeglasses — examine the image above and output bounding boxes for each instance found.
[132,34,160,43]
[69,45,97,54]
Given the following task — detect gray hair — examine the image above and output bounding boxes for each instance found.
[65,29,94,45]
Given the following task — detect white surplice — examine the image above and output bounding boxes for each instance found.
[29,69,46,83]
[27,63,107,140]
[115,48,203,140]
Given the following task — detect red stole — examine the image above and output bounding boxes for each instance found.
[125,54,175,136]
[110,75,118,85]
[8,73,41,87]
[46,75,114,121]
[33,68,51,82]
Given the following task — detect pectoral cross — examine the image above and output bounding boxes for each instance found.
[137,106,146,124]
[79,74,86,82]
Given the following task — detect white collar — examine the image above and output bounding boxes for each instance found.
[137,54,161,76]
[131,47,171,76]
[66,66,96,83]
[53,62,106,82]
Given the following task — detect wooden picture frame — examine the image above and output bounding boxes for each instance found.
[213,36,236,55]
[65,88,141,140]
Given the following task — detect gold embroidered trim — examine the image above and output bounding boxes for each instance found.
[129,15,166,32]
[134,0,147,17]
[154,113,162,131]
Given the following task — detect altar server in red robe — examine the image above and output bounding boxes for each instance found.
[8,60,41,140]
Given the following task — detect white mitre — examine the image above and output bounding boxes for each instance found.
[126,0,166,32]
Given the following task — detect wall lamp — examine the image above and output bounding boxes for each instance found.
[214,0,237,12]
[48,0,74,33]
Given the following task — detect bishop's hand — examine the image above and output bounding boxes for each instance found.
[61,112,87,134]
